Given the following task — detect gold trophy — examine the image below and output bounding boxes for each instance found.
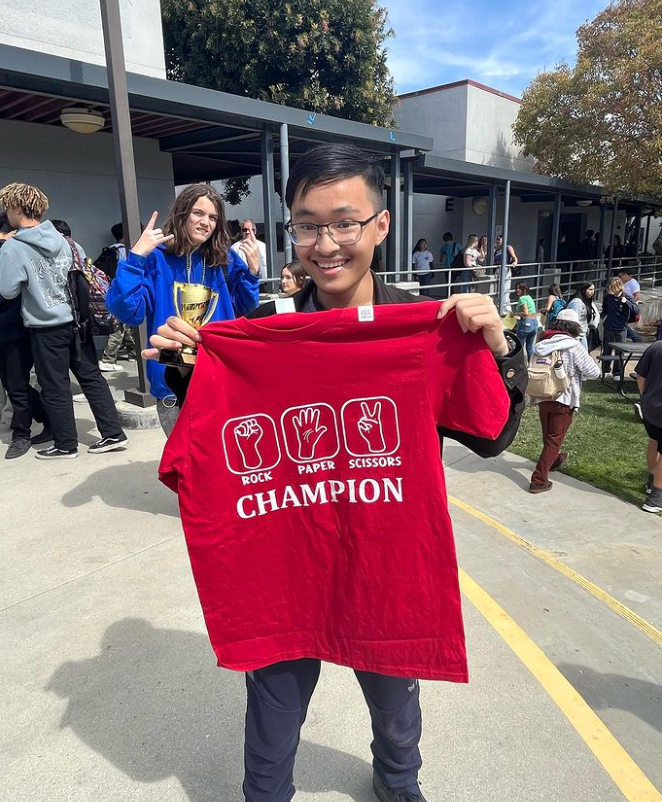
[159,281,219,366]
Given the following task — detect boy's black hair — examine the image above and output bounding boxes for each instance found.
[285,144,385,212]
[111,222,123,241]
[442,232,453,241]
[0,211,14,235]
[51,219,71,238]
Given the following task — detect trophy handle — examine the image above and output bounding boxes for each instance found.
[202,291,220,326]
[172,282,185,319]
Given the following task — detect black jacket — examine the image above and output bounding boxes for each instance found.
[0,240,28,344]
[166,273,527,459]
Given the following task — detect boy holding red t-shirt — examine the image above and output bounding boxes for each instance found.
[147,145,527,802]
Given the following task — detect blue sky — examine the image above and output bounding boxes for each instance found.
[380,0,608,98]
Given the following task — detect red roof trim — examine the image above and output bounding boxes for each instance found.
[398,79,522,105]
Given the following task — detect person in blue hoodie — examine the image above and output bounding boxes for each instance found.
[106,183,261,434]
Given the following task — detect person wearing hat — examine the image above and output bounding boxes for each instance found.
[529,307,601,493]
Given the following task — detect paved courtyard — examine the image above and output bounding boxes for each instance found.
[1,368,661,802]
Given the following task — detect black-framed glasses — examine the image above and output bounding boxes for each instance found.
[285,212,380,246]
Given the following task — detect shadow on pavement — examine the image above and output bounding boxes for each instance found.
[559,662,662,735]
[0,417,99,448]
[60,460,179,517]
[442,441,612,498]
[46,619,373,802]
[442,442,532,491]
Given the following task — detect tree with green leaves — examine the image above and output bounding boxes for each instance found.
[161,0,396,202]
[513,0,662,199]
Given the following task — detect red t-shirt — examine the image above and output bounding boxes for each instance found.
[160,302,510,681]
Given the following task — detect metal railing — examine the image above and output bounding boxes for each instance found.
[380,255,662,314]
[258,255,662,319]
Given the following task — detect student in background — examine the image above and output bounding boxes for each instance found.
[280,261,307,296]
[411,238,435,295]
[529,309,600,494]
[601,277,638,379]
[636,342,662,512]
[0,211,51,459]
[568,282,600,352]
[514,281,538,360]
[0,184,126,458]
[542,284,565,330]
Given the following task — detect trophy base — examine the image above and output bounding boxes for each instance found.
[158,348,197,368]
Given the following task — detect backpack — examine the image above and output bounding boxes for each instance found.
[526,350,571,401]
[93,245,122,280]
[547,297,566,327]
[67,239,119,336]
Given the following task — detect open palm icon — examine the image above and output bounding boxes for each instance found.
[292,407,328,461]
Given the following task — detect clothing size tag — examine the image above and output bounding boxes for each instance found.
[357,305,374,322]
[275,298,296,314]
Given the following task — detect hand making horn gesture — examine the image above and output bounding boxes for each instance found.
[131,211,175,258]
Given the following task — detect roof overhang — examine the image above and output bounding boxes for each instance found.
[0,44,433,184]
[414,153,657,210]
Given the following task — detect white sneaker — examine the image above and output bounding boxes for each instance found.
[72,393,86,402]
[99,361,122,372]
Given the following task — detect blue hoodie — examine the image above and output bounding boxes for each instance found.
[106,246,260,399]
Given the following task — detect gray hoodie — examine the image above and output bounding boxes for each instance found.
[0,220,74,328]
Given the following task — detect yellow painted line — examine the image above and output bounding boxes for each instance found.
[460,569,662,801]
[449,495,662,651]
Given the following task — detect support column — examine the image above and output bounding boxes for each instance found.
[487,183,498,262]
[100,0,152,407]
[550,192,562,263]
[388,151,402,279]
[607,197,619,279]
[633,206,643,256]
[499,180,511,315]
[597,201,606,266]
[279,124,292,264]
[645,211,652,254]
[261,129,277,279]
[402,160,414,282]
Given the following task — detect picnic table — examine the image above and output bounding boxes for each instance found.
[603,340,650,396]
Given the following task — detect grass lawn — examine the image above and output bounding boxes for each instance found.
[509,381,650,507]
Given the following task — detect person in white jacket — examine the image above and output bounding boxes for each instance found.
[529,308,601,493]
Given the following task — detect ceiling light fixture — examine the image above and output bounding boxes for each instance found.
[60,107,105,134]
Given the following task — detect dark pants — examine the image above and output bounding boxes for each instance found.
[602,328,627,374]
[532,401,575,486]
[0,336,48,441]
[244,659,422,802]
[418,271,437,297]
[30,323,123,451]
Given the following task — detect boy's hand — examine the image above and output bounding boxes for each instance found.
[438,294,510,357]
[141,316,200,361]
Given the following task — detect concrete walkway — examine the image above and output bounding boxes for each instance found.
[1,380,661,802]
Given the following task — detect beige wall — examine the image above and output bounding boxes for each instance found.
[0,119,174,256]
[0,0,166,79]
